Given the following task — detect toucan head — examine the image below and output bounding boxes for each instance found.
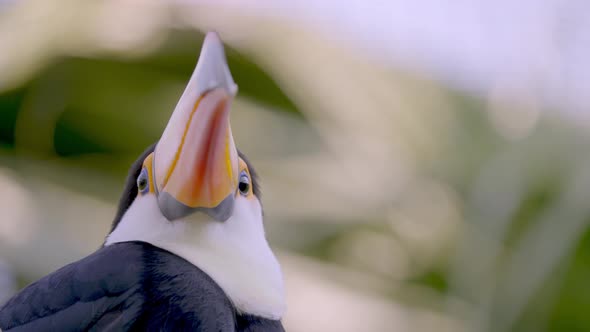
[110,32,262,229]
[105,32,284,320]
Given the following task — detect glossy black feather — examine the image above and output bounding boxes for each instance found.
[109,143,156,235]
[0,242,284,331]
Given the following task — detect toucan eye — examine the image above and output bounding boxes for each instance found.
[238,171,250,196]
[137,168,149,194]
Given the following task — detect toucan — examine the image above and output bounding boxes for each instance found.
[0,32,286,331]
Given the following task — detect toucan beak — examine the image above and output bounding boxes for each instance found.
[153,32,239,221]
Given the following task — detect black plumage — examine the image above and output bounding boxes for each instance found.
[0,242,283,331]
[109,143,157,234]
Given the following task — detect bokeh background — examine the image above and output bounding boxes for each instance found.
[1,1,590,331]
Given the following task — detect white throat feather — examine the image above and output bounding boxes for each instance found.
[105,194,286,320]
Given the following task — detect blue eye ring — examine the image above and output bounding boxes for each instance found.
[137,168,149,194]
[238,171,250,196]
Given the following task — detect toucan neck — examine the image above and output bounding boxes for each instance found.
[105,194,286,320]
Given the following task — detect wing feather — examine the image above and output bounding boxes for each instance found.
[0,243,145,331]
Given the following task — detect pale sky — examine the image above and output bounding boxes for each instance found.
[214,0,590,118]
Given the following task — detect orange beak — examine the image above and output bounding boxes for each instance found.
[153,32,239,221]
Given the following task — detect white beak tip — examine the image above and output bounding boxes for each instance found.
[195,31,238,96]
